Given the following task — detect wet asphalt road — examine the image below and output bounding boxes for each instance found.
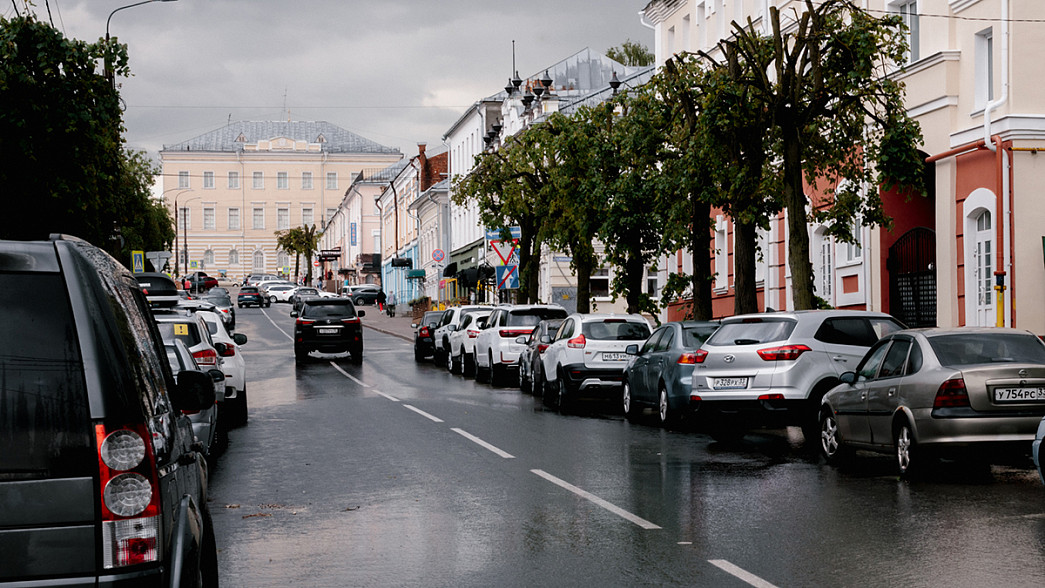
[208,306,1045,587]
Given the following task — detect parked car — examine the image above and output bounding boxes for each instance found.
[197,310,250,427]
[1034,417,1045,485]
[238,285,270,307]
[819,327,1045,477]
[432,305,489,363]
[293,298,366,363]
[182,271,218,292]
[0,236,218,586]
[516,318,565,395]
[476,305,569,386]
[447,309,493,376]
[165,339,224,458]
[350,285,382,306]
[413,310,446,361]
[691,310,905,441]
[541,314,652,412]
[290,286,321,306]
[623,320,719,426]
[265,283,299,303]
[201,290,236,329]
[154,309,227,409]
[136,271,182,307]
[244,273,280,287]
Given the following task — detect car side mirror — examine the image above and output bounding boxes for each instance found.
[214,342,231,357]
[626,344,639,355]
[840,371,857,385]
[539,335,552,344]
[515,336,527,344]
[233,333,247,345]
[446,324,457,332]
[357,310,365,317]
[290,311,299,318]
[208,368,225,383]
[172,370,216,412]
[411,323,418,328]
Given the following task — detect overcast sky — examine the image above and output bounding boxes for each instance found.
[9,0,653,158]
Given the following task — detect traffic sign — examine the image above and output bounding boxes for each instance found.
[490,240,517,266]
[433,249,445,262]
[496,264,519,289]
[485,226,521,241]
[131,250,145,274]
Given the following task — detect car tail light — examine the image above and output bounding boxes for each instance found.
[341,317,361,324]
[678,350,708,364]
[95,424,162,569]
[757,344,811,361]
[499,328,532,339]
[758,394,785,401]
[567,334,586,349]
[467,329,481,339]
[219,344,235,357]
[690,395,702,402]
[933,378,970,408]
[193,348,218,366]
[297,318,315,326]
[420,327,430,337]
[537,343,549,354]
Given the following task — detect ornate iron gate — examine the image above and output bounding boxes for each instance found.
[887,227,937,327]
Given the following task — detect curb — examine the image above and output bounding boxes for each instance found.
[362,323,412,342]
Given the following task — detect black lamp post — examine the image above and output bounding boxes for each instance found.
[105,0,178,89]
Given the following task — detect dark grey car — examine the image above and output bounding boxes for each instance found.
[0,236,218,586]
[623,320,719,425]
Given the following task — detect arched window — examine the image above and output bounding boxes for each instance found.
[974,210,993,316]
[229,249,239,265]
[252,250,265,272]
[963,188,996,326]
[277,250,289,270]
[203,249,215,268]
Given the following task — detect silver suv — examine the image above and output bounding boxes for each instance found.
[691,310,904,440]
[540,313,652,412]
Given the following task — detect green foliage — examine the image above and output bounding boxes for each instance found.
[0,14,135,253]
[117,150,174,269]
[606,39,655,67]
[276,225,320,282]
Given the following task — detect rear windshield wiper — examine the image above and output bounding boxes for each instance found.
[733,338,760,345]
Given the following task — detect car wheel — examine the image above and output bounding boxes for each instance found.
[894,420,918,478]
[658,384,671,426]
[819,409,849,465]
[557,372,572,414]
[229,387,248,427]
[265,300,271,307]
[446,347,456,373]
[237,304,243,308]
[269,295,276,303]
[518,361,530,394]
[295,346,308,364]
[351,346,363,364]
[200,505,219,586]
[463,352,475,378]
[414,345,425,362]
[622,379,638,423]
[475,356,489,383]
[533,366,545,400]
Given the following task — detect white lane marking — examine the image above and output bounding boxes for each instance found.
[330,362,370,387]
[403,404,444,422]
[262,307,293,341]
[530,469,661,530]
[708,560,779,588]
[451,428,515,459]
[373,390,400,402]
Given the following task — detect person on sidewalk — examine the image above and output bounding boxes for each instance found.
[377,289,386,312]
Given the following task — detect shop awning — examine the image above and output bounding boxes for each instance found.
[406,269,426,280]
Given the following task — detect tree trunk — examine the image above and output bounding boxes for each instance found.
[783,130,815,310]
[624,247,646,315]
[733,219,759,315]
[690,199,714,320]
[574,241,596,314]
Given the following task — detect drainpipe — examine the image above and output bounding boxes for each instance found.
[984,0,1010,327]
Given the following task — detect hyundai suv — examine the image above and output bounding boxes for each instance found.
[0,236,218,586]
[691,310,905,441]
[475,304,568,386]
[540,313,652,411]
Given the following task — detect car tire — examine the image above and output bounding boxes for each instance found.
[229,387,248,427]
[269,295,276,303]
[448,349,462,374]
[894,419,918,478]
[518,361,530,394]
[622,379,638,423]
[658,384,672,426]
[295,346,308,364]
[351,347,363,364]
[414,346,425,362]
[237,304,243,308]
[532,364,544,399]
[463,352,475,378]
[557,372,572,414]
[819,409,849,465]
[264,300,271,307]
[489,353,503,386]
[476,355,490,383]
[200,505,219,587]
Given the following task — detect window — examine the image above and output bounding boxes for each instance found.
[646,265,659,298]
[714,217,729,290]
[277,206,290,230]
[203,205,215,230]
[178,207,190,230]
[591,268,610,298]
[178,171,189,189]
[326,209,336,226]
[229,249,239,265]
[203,249,214,267]
[302,171,313,190]
[228,207,240,230]
[252,250,265,272]
[253,171,264,189]
[203,171,214,189]
[228,171,239,189]
[326,172,337,190]
[253,206,264,230]
[895,1,919,64]
[302,206,314,227]
[846,221,863,263]
[277,251,289,269]
[819,238,833,299]
[975,210,993,313]
[878,339,912,379]
[975,28,994,110]
[277,172,288,190]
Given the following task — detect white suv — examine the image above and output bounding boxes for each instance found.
[432,305,489,364]
[446,309,491,376]
[540,313,651,411]
[475,305,568,385]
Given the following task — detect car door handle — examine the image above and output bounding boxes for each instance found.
[832,355,848,362]
[888,387,897,397]
[860,393,866,400]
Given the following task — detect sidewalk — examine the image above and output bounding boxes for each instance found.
[359,305,416,341]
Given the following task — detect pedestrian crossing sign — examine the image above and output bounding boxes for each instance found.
[131,250,145,274]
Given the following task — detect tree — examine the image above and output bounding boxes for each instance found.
[275,225,320,283]
[606,39,655,67]
[0,14,132,252]
[722,0,924,310]
[118,150,176,269]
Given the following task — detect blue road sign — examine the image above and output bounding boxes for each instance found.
[496,264,519,289]
[131,250,145,274]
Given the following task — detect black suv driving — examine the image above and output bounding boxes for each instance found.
[0,236,219,586]
[292,298,365,363]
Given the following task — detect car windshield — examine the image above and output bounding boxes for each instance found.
[303,301,356,318]
[156,321,202,346]
[508,308,568,327]
[203,294,231,306]
[929,333,1045,366]
[706,318,796,346]
[682,325,718,347]
[297,288,319,296]
[582,319,651,341]
[241,287,259,294]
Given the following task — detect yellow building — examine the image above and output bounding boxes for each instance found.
[160,121,402,281]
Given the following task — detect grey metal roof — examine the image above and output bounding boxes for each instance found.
[161,120,401,154]
[357,159,411,183]
[559,66,656,114]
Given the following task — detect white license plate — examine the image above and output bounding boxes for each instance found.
[317,328,339,335]
[713,377,748,390]
[994,387,1045,402]
[602,352,628,361]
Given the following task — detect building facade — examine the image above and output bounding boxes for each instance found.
[159,120,402,282]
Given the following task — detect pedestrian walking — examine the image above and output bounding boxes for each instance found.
[377,289,387,311]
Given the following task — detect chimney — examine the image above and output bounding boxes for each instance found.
[417,142,427,161]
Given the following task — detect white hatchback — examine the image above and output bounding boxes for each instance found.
[197,310,250,427]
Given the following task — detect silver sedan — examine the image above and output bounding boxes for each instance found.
[819,328,1045,477]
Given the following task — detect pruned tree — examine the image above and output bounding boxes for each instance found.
[275,225,320,283]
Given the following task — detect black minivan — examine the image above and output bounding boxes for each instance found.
[0,236,219,586]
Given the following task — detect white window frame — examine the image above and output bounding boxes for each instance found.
[713,215,730,292]
[302,206,314,228]
[228,207,240,231]
[326,172,338,190]
[252,206,265,230]
[203,171,214,189]
[277,172,289,190]
[590,268,611,299]
[229,249,239,266]
[252,250,265,272]
[228,171,239,189]
[892,0,920,64]
[178,171,189,189]
[277,205,290,230]
[203,249,215,267]
[252,171,264,190]
[302,171,313,190]
[203,205,215,230]
[963,188,996,326]
[975,28,994,112]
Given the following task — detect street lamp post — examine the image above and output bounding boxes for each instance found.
[105,0,179,89]
[173,193,198,277]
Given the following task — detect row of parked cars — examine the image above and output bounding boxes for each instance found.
[0,237,222,585]
[415,304,1045,482]
[236,273,382,307]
